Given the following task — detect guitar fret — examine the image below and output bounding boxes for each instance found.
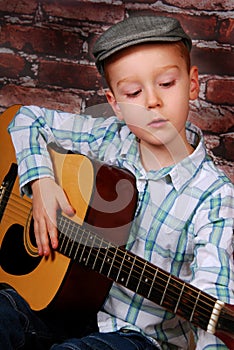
[63,221,76,255]
[160,275,171,306]
[74,227,85,260]
[115,250,128,284]
[189,291,201,322]
[137,263,160,297]
[106,249,116,279]
[84,232,97,266]
[106,248,127,281]
[99,248,115,276]
[67,226,76,256]
[68,226,80,257]
[85,233,96,266]
[135,261,147,294]
[173,282,185,314]
[78,230,91,264]
[87,235,108,269]
[147,267,158,299]
[117,250,135,285]
[124,255,145,292]
[125,255,135,287]
[98,242,112,274]
[91,237,105,271]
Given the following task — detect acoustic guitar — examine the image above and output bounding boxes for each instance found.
[0,105,234,349]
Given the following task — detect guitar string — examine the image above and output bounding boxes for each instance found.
[57,214,217,321]
[2,192,219,320]
[59,231,213,327]
[3,194,218,316]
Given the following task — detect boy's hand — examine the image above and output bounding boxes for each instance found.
[31,178,75,256]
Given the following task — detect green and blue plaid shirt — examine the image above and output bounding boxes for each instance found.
[9,106,234,349]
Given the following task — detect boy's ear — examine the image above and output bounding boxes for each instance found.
[189,66,200,100]
[105,90,123,120]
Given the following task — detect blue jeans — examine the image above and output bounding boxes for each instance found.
[0,284,159,350]
[51,331,159,350]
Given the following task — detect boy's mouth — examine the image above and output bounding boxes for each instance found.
[147,117,168,128]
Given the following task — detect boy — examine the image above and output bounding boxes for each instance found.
[3,15,234,350]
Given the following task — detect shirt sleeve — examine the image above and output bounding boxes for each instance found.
[8,105,119,196]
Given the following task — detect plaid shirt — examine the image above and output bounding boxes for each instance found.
[9,106,234,349]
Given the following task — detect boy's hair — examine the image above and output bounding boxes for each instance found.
[93,15,192,76]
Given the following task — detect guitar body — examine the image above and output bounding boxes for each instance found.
[0,105,137,315]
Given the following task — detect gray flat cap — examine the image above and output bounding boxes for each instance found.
[93,15,192,76]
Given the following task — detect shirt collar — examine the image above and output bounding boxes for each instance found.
[121,121,207,191]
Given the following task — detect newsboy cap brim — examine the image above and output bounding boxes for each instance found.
[93,15,192,76]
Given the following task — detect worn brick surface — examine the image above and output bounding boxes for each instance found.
[188,109,233,134]
[206,79,234,105]
[219,133,234,161]
[41,0,125,23]
[0,0,37,14]
[162,0,234,10]
[219,18,234,44]
[38,60,101,90]
[0,84,82,113]
[1,24,85,58]
[0,53,25,78]
[191,48,234,76]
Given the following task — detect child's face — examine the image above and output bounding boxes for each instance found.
[105,43,199,150]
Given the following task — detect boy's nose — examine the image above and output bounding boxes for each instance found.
[146,90,162,109]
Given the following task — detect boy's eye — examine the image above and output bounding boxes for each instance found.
[159,80,176,88]
[126,90,141,97]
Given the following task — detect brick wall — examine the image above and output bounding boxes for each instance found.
[0,0,233,181]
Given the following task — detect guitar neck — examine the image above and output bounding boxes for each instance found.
[56,213,226,334]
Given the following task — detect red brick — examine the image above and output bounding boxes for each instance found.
[41,0,124,23]
[171,14,217,41]
[0,24,84,58]
[191,47,234,75]
[0,84,82,113]
[163,13,233,45]
[0,53,25,78]
[218,19,234,44]
[162,0,233,10]
[38,60,101,90]
[188,108,233,134]
[209,133,234,162]
[206,79,234,105]
[220,133,234,161]
[0,0,37,14]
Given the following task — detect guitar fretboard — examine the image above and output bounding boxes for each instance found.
[57,213,218,332]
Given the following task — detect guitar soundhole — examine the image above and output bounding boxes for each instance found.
[0,224,41,275]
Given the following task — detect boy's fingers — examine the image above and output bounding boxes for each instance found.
[48,227,58,250]
[31,178,74,255]
[34,217,51,256]
[57,191,75,216]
